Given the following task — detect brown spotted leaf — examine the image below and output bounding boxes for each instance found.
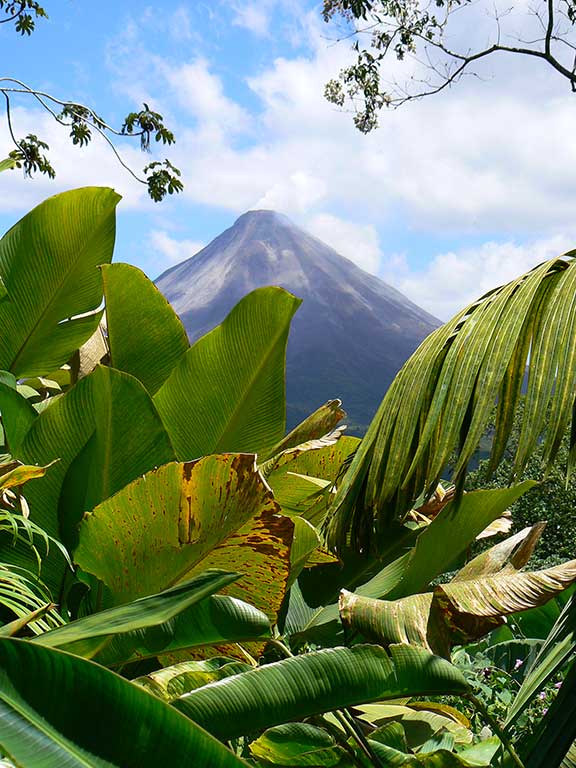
[75,454,293,610]
[189,500,294,620]
[340,559,576,657]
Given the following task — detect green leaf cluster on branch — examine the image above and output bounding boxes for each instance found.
[323,0,576,132]
[1,3,182,201]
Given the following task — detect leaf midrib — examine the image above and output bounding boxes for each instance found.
[213,310,293,455]
[8,204,112,374]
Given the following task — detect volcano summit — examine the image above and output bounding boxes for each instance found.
[155,210,440,432]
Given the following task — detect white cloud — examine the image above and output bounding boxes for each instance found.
[230,2,271,36]
[255,171,327,213]
[159,58,250,136]
[397,235,575,321]
[149,229,204,266]
[305,213,383,274]
[0,106,150,214]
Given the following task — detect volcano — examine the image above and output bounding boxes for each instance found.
[155,210,440,433]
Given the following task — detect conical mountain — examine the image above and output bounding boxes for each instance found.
[156,210,440,433]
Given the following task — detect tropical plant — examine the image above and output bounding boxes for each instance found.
[0,187,575,767]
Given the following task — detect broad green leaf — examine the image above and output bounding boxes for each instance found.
[383,483,536,600]
[75,454,292,608]
[5,367,174,592]
[341,560,576,656]
[95,593,271,667]
[249,723,351,767]
[0,381,37,454]
[326,254,576,554]
[58,366,175,550]
[0,638,248,767]
[32,569,238,657]
[0,158,16,173]
[0,188,119,377]
[174,644,469,740]
[102,263,189,394]
[135,657,253,702]
[154,286,301,460]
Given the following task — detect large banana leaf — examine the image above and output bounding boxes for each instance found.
[5,366,175,592]
[32,569,239,657]
[135,657,253,702]
[248,723,353,767]
[94,593,271,666]
[326,253,576,553]
[0,638,248,767]
[57,366,175,550]
[0,188,119,377]
[102,263,189,394]
[174,644,469,740]
[0,380,37,454]
[75,454,293,610]
[154,286,301,460]
[340,560,576,656]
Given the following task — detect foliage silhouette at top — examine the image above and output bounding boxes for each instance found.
[0,2,182,201]
[323,0,576,133]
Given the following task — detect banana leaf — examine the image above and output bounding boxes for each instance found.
[340,560,576,656]
[75,454,293,614]
[174,644,469,740]
[0,638,248,767]
[102,263,189,395]
[0,188,119,377]
[154,286,301,460]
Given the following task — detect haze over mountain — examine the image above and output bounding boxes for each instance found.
[156,210,440,433]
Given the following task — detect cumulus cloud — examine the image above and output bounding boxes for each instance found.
[230,2,271,36]
[149,230,204,266]
[159,58,250,135]
[305,213,383,274]
[397,235,575,321]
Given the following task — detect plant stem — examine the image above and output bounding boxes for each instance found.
[335,710,386,768]
[467,693,526,768]
[268,638,294,658]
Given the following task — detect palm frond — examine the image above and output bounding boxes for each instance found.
[0,562,64,633]
[325,253,576,553]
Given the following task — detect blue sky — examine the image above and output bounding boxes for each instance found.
[2,0,576,319]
